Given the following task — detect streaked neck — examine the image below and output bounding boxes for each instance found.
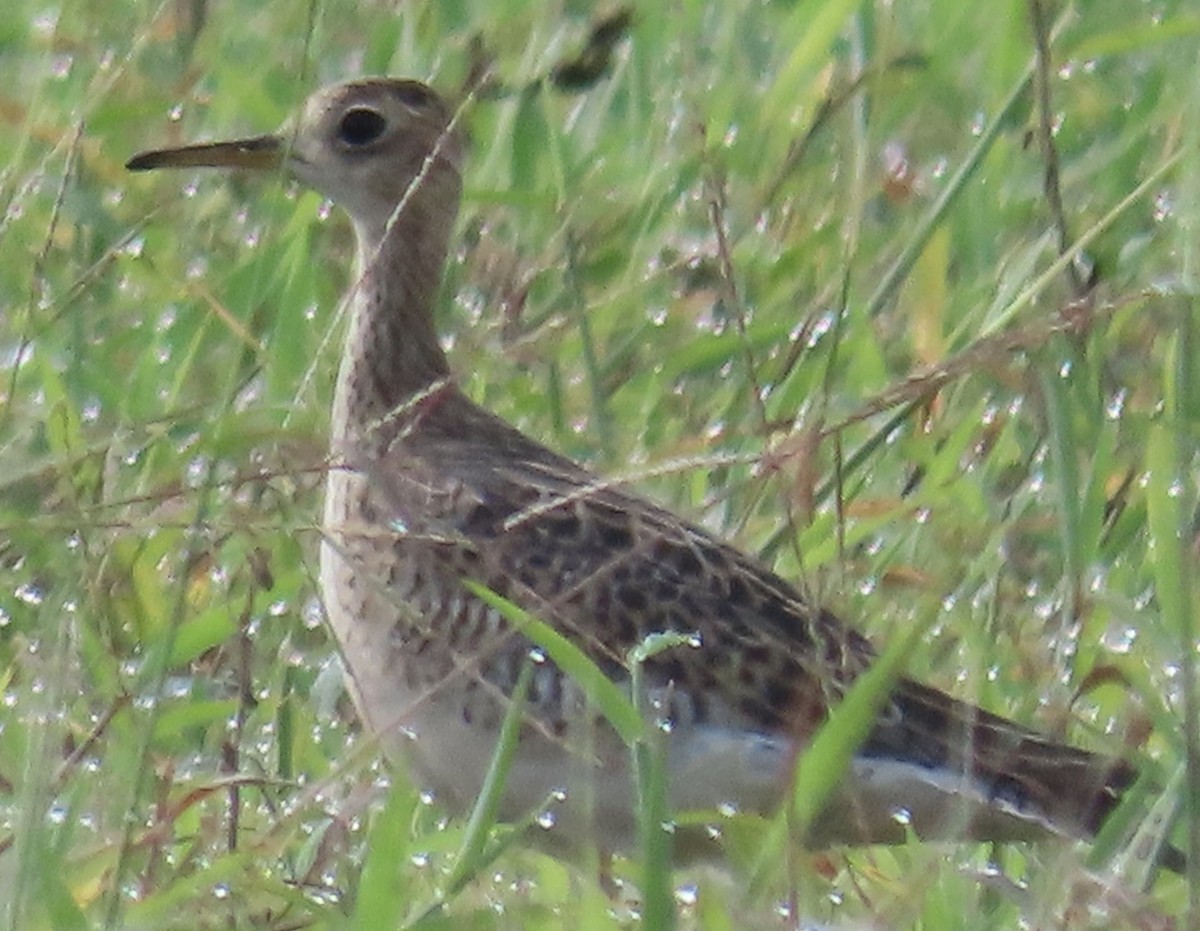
[330,180,459,446]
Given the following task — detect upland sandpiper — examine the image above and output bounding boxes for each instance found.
[128,78,1168,865]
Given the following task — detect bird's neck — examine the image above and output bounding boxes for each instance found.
[330,192,458,447]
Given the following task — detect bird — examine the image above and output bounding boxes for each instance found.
[126,77,1168,868]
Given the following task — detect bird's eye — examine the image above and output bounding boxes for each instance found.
[337,108,387,147]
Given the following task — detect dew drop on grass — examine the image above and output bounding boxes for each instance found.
[535,810,556,829]
[674,883,698,906]
[15,583,43,605]
[891,807,912,826]
[1153,190,1173,222]
[304,599,328,628]
[1101,624,1137,654]
[806,310,836,347]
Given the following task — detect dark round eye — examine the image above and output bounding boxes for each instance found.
[337,108,387,147]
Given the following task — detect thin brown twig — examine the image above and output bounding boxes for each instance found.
[1028,0,1086,296]
[817,290,1143,441]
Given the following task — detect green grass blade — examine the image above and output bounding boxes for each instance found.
[464,581,643,744]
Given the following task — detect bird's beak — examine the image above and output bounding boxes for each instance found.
[126,134,284,172]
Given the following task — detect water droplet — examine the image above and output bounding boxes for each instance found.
[15,583,43,605]
[806,310,836,347]
[1101,624,1137,654]
[535,810,556,829]
[31,11,59,37]
[1153,190,1173,222]
[674,883,698,906]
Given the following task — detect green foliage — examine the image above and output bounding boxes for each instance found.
[1,0,1197,927]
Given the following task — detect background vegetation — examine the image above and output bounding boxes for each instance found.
[1,0,1198,927]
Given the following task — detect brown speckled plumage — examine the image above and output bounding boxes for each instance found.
[129,78,1155,861]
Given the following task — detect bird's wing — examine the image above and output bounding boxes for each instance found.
[368,391,1134,841]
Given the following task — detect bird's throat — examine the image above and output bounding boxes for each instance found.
[330,208,454,448]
